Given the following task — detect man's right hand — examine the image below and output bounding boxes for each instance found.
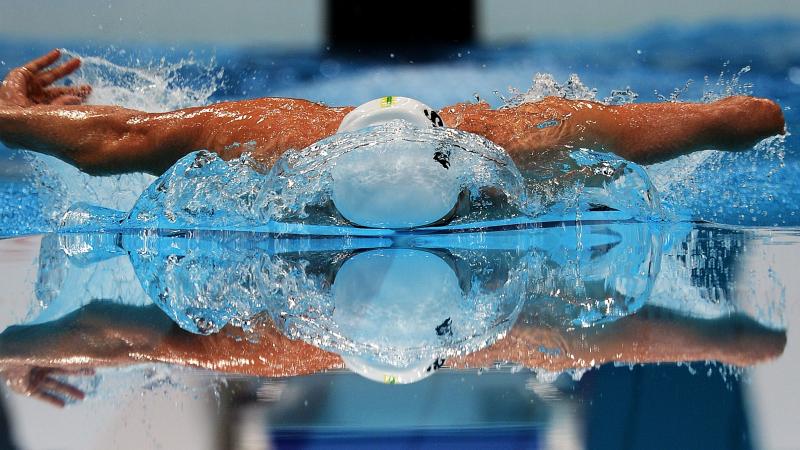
[0,49,91,108]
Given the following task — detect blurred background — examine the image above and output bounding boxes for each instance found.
[1,0,800,48]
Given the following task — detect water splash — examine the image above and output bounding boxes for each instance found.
[19,50,223,227]
[603,87,639,105]
[654,64,788,225]
[497,69,787,224]
[497,72,639,107]
[502,73,599,107]
[648,63,786,223]
[654,79,695,103]
[60,121,662,232]
[701,63,754,102]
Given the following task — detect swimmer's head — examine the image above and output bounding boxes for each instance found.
[331,248,461,383]
[331,97,463,229]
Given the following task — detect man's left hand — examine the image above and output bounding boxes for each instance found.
[0,49,91,108]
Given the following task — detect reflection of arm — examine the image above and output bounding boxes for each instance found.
[452,306,786,371]
[145,316,343,377]
[0,301,341,377]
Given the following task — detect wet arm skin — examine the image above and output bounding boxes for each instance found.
[2,95,784,175]
[451,305,787,371]
[0,50,352,175]
[0,50,786,175]
[0,302,342,377]
[0,99,351,175]
[442,95,786,165]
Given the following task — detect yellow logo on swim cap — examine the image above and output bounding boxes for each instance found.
[383,374,397,384]
[380,96,394,108]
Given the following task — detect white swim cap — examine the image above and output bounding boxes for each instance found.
[331,96,460,229]
[331,248,461,384]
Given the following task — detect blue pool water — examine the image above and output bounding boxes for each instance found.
[0,20,799,450]
[0,21,798,234]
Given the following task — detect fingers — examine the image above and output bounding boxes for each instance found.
[40,376,86,400]
[38,58,81,86]
[23,49,62,73]
[35,391,67,408]
[29,373,87,407]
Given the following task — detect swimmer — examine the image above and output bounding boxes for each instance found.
[0,300,785,405]
[0,50,785,174]
[0,50,787,225]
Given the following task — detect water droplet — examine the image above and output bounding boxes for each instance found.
[789,67,800,85]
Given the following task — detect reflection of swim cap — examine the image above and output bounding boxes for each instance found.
[331,97,460,229]
[340,354,445,385]
[332,248,461,383]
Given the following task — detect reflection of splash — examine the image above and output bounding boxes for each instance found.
[28,223,787,382]
[34,224,661,366]
[20,50,223,225]
[650,224,786,330]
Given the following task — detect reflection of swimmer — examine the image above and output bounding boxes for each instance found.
[452,305,787,373]
[0,50,787,227]
[0,300,785,407]
[329,248,525,384]
[24,223,783,390]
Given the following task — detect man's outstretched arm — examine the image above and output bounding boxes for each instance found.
[1,51,787,175]
[444,95,785,165]
[0,99,350,175]
[0,50,351,175]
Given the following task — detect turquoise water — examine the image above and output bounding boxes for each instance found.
[0,20,798,449]
[0,22,798,235]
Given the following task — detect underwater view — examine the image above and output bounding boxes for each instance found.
[0,6,799,449]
